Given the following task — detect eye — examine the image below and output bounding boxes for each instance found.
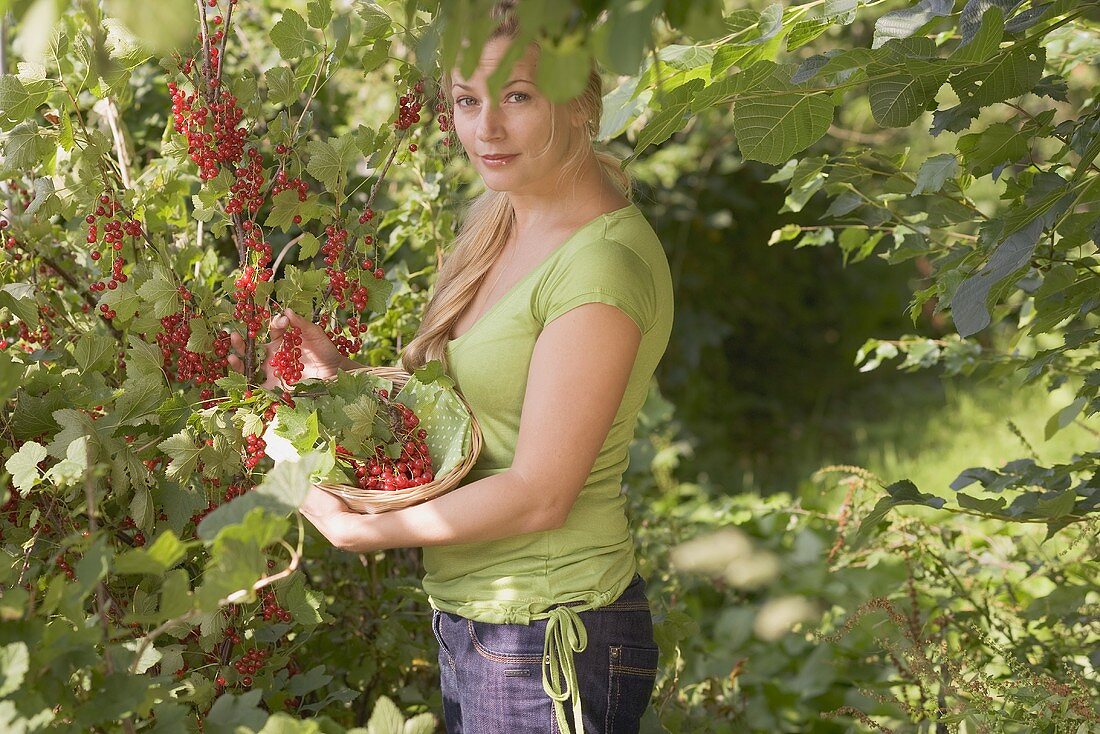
[456,96,476,108]
[508,92,529,103]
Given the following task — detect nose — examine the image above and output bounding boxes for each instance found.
[475,103,505,143]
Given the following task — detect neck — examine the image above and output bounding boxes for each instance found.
[504,150,628,241]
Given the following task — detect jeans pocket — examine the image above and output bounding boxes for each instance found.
[465,619,545,664]
[431,611,456,671]
[605,644,659,734]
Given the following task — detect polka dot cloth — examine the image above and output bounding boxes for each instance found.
[393,378,472,477]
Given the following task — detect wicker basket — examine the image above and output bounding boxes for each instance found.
[312,365,483,514]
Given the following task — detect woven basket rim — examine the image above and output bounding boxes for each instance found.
[312,364,482,513]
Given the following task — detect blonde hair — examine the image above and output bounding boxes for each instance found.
[398,1,633,373]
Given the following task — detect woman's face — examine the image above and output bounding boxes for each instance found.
[449,38,583,195]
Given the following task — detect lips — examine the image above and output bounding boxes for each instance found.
[481,154,517,161]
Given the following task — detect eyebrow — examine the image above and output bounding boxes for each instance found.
[452,79,533,91]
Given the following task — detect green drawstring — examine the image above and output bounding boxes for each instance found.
[542,605,588,734]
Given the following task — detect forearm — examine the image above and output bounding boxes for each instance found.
[328,469,560,552]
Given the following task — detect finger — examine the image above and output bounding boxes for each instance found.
[227,353,243,374]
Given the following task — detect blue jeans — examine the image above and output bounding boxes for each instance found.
[431,573,659,734]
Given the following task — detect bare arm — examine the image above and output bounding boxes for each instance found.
[310,300,643,552]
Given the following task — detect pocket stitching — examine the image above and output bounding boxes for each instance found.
[466,619,544,664]
[432,612,457,672]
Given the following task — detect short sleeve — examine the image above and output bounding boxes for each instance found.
[536,238,657,334]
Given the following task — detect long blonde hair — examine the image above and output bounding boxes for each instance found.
[399,1,633,373]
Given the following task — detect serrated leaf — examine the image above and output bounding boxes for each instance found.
[912,153,958,194]
[404,714,436,734]
[3,119,55,170]
[867,51,950,127]
[950,217,1044,336]
[115,530,192,575]
[0,282,38,326]
[205,690,268,734]
[196,452,325,541]
[957,122,1029,176]
[356,1,391,39]
[0,642,30,697]
[872,0,953,49]
[185,317,213,353]
[733,65,834,165]
[270,9,315,60]
[0,75,50,128]
[950,45,1045,107]
[264,188,322,233]
[137,264,181,319]
[265,66,297,107]
[367,696,404,734]
[297,232,320,261]
[74,332,116,374]
[5,441,46,494]
[630,79,704,161]
[305,134,359,196]
[158,429,202,482]
[952,5,1005,63]
[307,0,332,29]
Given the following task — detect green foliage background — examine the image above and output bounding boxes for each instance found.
[0,0,1097,732]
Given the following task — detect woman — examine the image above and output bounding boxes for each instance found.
[229,4,674,732]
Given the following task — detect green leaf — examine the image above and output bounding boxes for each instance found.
[5,441,46,495]
[297,232,320,261]
[74,332,117,374]
[114,530,193,575]
[1,121,53,170]
[912,153,958,194]
[307,0,332,29]
[270,9,315,60]
[305,134,359,197]
[1033,490,1076,519]
[404,714,437,734]
[205,690,268,734]
[355,1,392,39]
[956,122,1029,177]
[951,5,1005,64]
[265,66,297,107]
[274,264,326,316]
[733,64,834,165]
[137,264,181,319]
[1044,397,1086,440]
[629,79,704,162]
[867,46,950,127]
[0,282,39,327]
[872,0,953,49]
[44,436,89,487]
[197,451,325,541]
[0,75,50,128]
[264,188,323,233]
[0,642,30,697]
[534,34,591,104]
[950,45,1046,107]
[157,429,202,482]
[367,696,405,734]
[103,18,152,69]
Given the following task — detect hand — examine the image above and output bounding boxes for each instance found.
[300,486,361,551]
[227,307,354,389]
[300,486,352,519]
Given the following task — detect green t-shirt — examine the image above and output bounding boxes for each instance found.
[422,201,673,731]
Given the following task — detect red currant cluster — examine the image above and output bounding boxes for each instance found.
[233,647,268,686]
[85,195,142,315]
[271,170,309,202]
[14,308,53,349]
[271,325,303,384]
[322,323,361,357]
[168,82,247,180]
[337,394,433,491]
[260,588,292,623]
[435,87,453,147]
[55,554,75,581]
[395,80,424,131]
[156,309,232,397]
[232,265,272,340]
[1,218,17,253]
[227,148,265,215]
[244,434,266,469]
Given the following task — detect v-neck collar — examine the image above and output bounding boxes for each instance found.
[447,202,639,348]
